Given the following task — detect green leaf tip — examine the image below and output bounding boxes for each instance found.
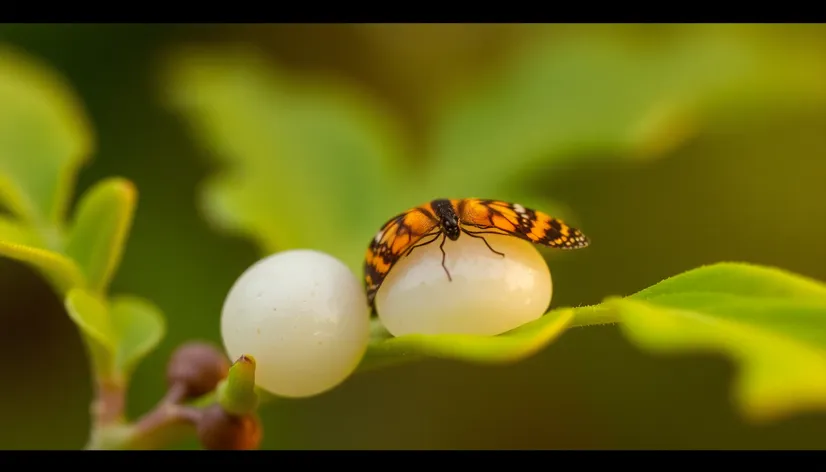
[358,307,576,372]
[64,177,138,295]
[608,261,826,424]
[217,354,259,416]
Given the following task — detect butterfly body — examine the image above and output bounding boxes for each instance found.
[431,198,461,241]
[364,198,589,310]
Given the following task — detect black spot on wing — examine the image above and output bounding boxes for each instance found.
[365,262,382,287]
[484,202,526,237]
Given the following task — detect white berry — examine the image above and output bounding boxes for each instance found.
[220,249,370,398]
[375,233,552,337]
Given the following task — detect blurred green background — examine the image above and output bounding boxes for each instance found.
[2,23,826,449]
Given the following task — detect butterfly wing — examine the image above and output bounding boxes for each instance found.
[456,198,590,249]
[364,204,441,309]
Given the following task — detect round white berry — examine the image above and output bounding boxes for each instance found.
[220,249,370,398]
[375,233,552,337]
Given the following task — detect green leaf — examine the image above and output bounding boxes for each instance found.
[356,261,826,425]
[65,289,165,384]
[357,307,575,373]
[425,29,826,198]
[0,45,93,232]
[109,295,165,379]
[164,48,409,271]
[217,354,258,416]
[607,262,826,423]
[64,177,137,295]
[0,240,85,295]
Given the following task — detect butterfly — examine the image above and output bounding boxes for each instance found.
[363,198,590,311]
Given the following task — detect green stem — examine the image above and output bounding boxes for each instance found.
[568,304,619,328]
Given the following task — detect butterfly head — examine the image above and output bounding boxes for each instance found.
[432,199,460,241]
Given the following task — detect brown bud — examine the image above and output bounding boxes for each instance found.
[167,341,230,400]
[196,404,262,450]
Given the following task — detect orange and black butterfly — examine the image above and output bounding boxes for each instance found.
[363,198,590,310]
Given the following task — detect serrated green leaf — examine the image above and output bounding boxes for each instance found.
[425,29,826,199]
[164,48,409,271]
[0,240,85,295]
[357,307,575,372]
[607,262,826,423]
[109,295,165,379]
[355,261,826,424]
[0,45,93,232]
[64,177,137,295]
[65,289,165,384]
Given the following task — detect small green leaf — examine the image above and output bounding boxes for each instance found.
[0,45,93,231]
[608,262,826,423]
[64,177,137,295]
[109,295,166,379]
[65,288,115,350]
[217,355,258,416]
[0,240,85,295]
[357,307,575,372]
[64,289,165,383]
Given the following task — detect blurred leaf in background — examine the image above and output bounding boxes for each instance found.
[425,25,826,198]
[164,49,410,271]
[0,46,92,236]
[0,45,94,293]
[164,25,826,277]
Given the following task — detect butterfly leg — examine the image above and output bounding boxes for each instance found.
[404,230,442,258]
[462,228,506,257]
[439,233,452,281]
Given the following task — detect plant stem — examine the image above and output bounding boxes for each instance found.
[568,304,619,328]
[85,384,205,450]
[90,378,126,426]
[124,402,203,450]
